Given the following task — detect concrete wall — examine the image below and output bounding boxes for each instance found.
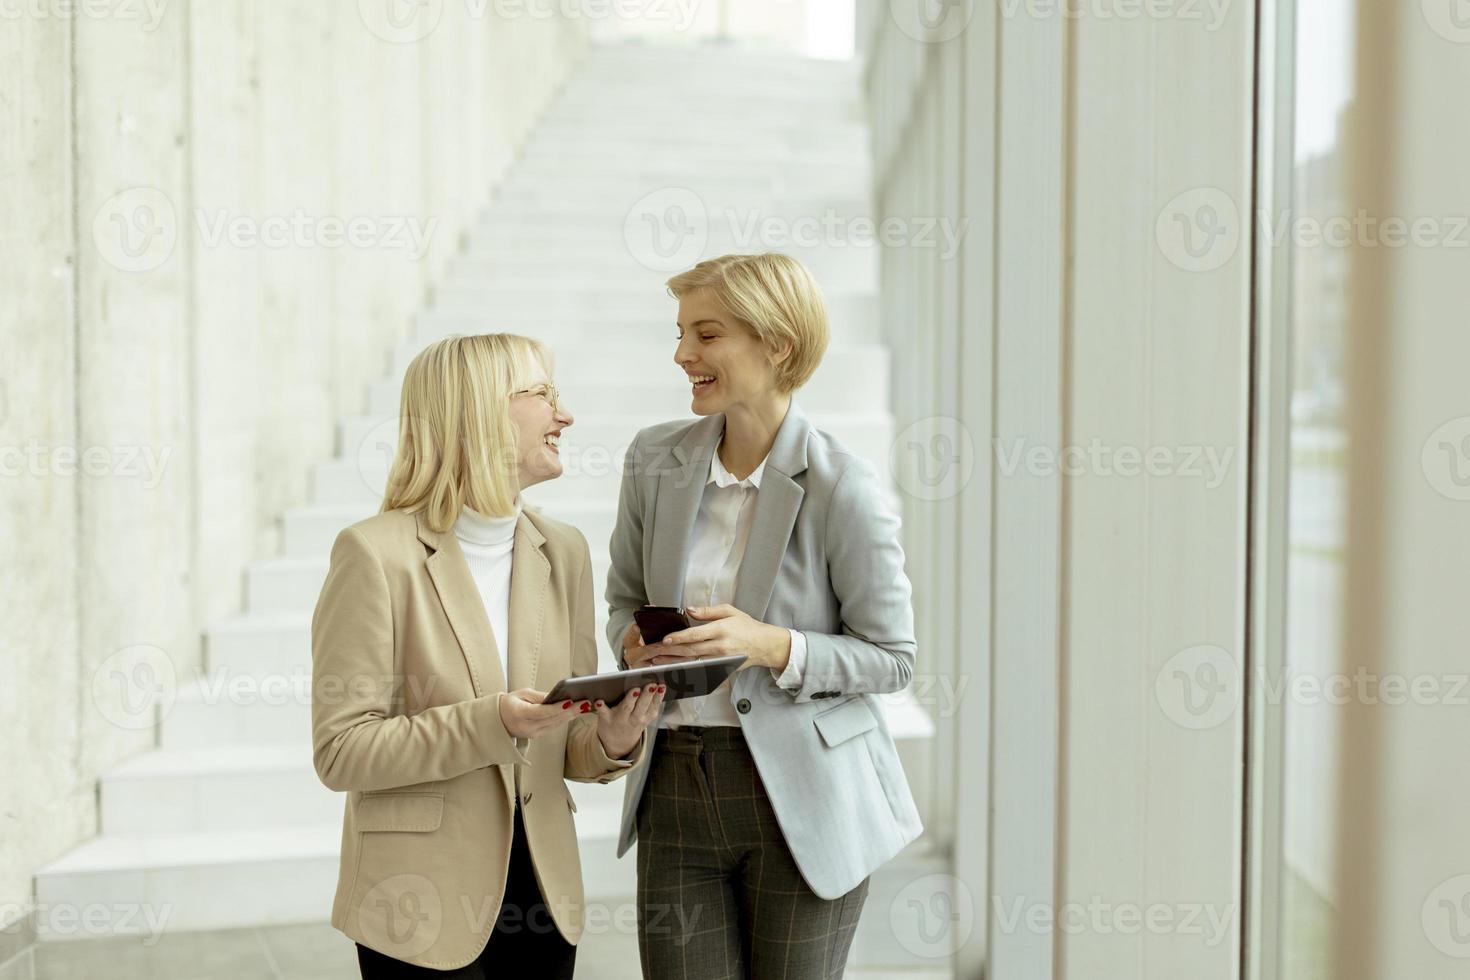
[0,0,586,923]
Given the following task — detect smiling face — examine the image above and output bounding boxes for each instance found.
[506,370,573,490]
[674,288,788,417]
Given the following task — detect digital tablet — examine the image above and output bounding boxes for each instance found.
[544,654,747,709]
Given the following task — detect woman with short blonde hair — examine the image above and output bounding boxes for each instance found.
[606,253,923,978]
[312,332,668,977]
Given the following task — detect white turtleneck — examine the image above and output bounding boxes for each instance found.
[453,501,522,679]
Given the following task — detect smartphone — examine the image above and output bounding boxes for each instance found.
[634,605,693,644]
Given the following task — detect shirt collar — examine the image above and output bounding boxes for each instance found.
[708,447,766,489]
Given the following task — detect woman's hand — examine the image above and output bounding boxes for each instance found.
[650,604,792,671]
[594,684,667,759]
[498,688,586,739]
[621,622,659,668]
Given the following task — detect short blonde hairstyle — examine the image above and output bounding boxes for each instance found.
[380,333,551,533]
[665,253,830,393]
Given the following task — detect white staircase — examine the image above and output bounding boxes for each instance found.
[36,43,938,964]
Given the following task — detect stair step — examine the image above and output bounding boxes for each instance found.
[410,297,881,346]
[33,793,627,937]
[161,672,313,748]
[100,745,340,834]
[319,414,896,508]
[508,153,871,186]
[279,501,618,559]
[445,241,877,281]
[479,191,873,224]
[370,346,891,419]
[247,552,614,615]
[206,611,626,685]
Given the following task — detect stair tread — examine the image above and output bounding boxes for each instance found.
[36,824,342,875]
[106,743,309,778]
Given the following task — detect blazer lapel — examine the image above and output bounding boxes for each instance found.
[647,414,722,607]
[419,512,507,699]
[732,401,810,621]
[732,472,804,621]
[507,511,549,693]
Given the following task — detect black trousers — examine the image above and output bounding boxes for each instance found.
[356,806,577,979]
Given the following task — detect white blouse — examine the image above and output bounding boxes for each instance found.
[662,447,807,729]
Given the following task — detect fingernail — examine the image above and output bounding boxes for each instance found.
[580,703,592,713]
[631,690,641,697]
[596,701,605,708]
[562,701,571,710]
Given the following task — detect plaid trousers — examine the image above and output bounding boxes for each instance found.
[635,726,870,980]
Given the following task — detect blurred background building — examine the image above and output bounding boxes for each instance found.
[2,0,1467,978]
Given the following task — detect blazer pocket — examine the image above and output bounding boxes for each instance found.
[813,697,879,748]
[357,793,444,833]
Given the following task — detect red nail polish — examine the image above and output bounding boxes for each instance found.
[632,690,641,698]
[562,701,572,710]
[580,703,592,713]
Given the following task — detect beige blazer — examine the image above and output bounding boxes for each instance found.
[310,506,641,971]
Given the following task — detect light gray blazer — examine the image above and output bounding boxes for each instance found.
[604,399,923,899]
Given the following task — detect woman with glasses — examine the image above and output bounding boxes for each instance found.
[311,333,668,977]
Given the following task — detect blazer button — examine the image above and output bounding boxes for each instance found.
[736,698,752,714]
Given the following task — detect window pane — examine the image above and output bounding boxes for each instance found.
[1281,0,1353,976]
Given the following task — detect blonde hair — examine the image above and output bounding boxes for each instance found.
[380,333,552,533]
[665,253,830,393]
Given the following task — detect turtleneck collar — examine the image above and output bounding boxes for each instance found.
[453,499,522,548]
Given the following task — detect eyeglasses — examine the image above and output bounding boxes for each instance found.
[512,382,560,413]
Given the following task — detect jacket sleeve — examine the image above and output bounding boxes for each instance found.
[784,458,917,703]
[311,526,528,792]
[604,431,648,669]
[566,535,645,782]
